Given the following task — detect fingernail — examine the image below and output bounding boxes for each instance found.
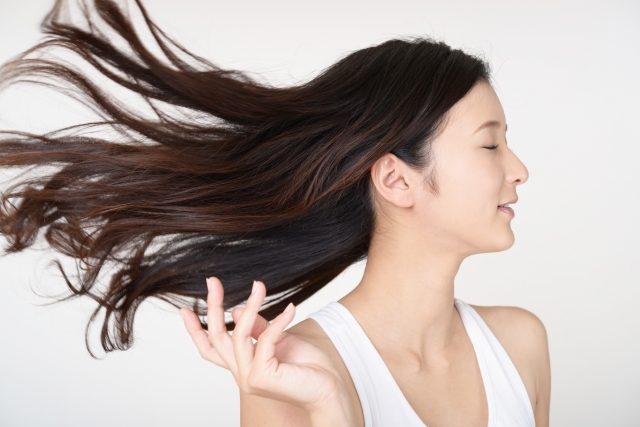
[206,277,212,292]
[251,280,258,294]
[179,310,185,320]
[284,302,293,313]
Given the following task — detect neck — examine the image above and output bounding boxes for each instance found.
[339,231,465,364]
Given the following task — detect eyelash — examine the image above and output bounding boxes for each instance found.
[485,145,499,150]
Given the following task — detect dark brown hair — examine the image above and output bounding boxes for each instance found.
[0,0,491,357]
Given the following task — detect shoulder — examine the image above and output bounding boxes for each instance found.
[469,303,551,424]
[469,303,549,367]
[287,317,333,343]
[285,317,351,382]
[469,304,548,349]
[287,318,366,427]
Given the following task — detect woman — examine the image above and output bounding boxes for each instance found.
[0,0,550,426]
[181,78,551,427]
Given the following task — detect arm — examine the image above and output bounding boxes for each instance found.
[240,388,357,427]
[240,391,313,427]
[532,316,551,427]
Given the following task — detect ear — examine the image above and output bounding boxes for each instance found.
[370,153,417,208]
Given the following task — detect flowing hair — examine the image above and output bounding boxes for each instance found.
[0,0,491,357]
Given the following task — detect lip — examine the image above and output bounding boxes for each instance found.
[498,206,515,217]
[498,197,518,207]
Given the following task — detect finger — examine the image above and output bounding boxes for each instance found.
[253,302,296,369]
[179,308,228,368]
[204,277,239,375]
[232,307,270,340]
[232,280,265,379]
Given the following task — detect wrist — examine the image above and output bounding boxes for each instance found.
[307,395,357,427]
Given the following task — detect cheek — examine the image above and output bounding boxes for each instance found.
[420,148,504,240]
[444,155,499,213]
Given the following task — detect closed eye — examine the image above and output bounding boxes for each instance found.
[484,145,499,150]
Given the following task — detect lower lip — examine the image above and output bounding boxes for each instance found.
[498,206,515,217]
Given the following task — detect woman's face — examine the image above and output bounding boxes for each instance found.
[417,80,529,255]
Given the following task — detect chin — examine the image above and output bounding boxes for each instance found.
[496,231,516,251]
[483,229,515,253]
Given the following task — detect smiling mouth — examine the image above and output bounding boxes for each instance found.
[498,197,518,207]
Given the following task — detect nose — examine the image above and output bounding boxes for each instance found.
[506,149,529,186]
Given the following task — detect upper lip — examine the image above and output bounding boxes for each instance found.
[499,198,518,206]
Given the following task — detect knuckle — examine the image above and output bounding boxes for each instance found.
[197,349,208,360]
[231,330,242,343]
[209,330,222,345]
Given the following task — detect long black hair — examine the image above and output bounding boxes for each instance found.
[0,0,492,357]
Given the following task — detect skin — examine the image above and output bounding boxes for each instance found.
[180,80,551,427]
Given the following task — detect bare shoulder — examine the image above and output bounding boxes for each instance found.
[287,318,365,427]
[469,304,548,349]
[287,317,333,343]
[285,317,355,390]
[469,304,551,426]
[469,304,549,370]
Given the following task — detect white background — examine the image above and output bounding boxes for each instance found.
[1,0,639,426]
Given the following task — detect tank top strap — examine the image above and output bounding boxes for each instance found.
[454,298,536,426]
[306,299,535,427]
[307,301,426,427]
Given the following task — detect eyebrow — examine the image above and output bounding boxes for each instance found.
[473,120,507,135]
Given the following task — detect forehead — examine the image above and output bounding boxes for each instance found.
[442,81,505,136]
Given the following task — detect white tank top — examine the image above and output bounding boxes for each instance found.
[306,298,535,427]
